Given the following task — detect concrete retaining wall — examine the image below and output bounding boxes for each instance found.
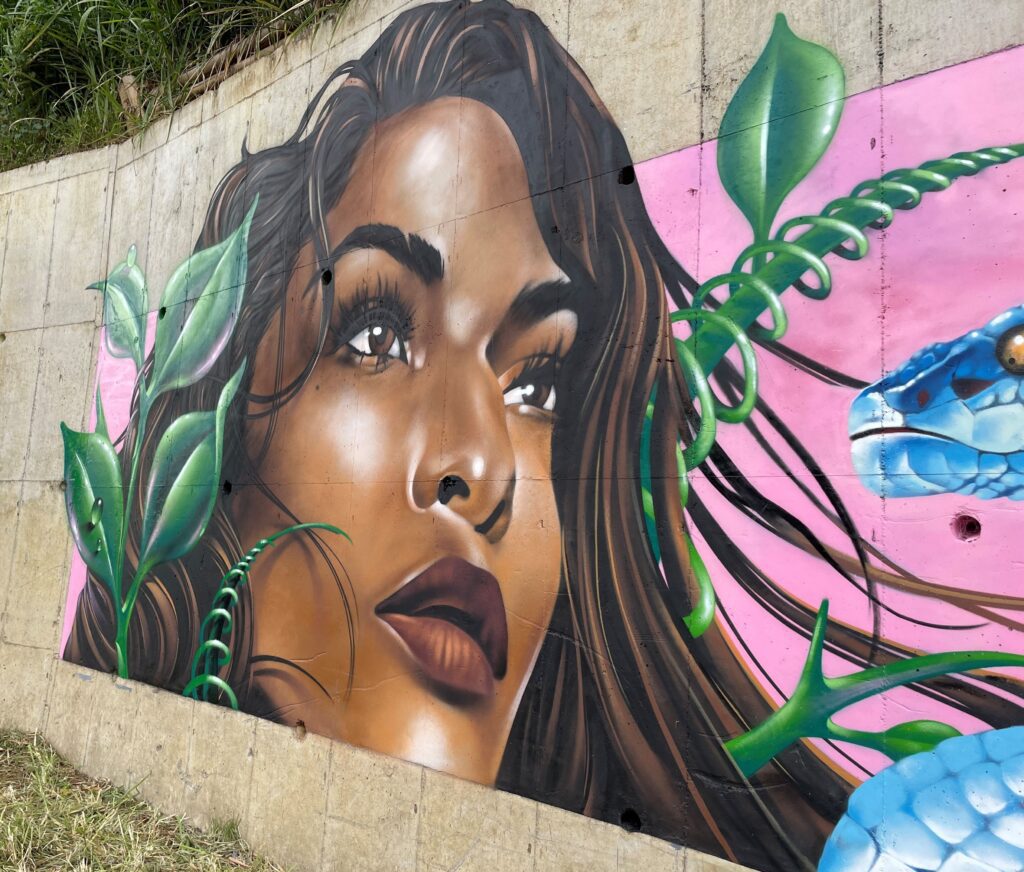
[2,1,1023,869]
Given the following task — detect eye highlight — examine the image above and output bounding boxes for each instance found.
[503,353,558,412]
[996,324,1024,374]
[330,278,413,368]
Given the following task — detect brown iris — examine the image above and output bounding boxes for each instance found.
[367,324,397,356]
[996,325,1024,374]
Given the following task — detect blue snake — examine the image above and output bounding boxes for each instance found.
[849,305,1024,500]
[819,727,1024,871]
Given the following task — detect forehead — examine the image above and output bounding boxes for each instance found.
[338,97,533,226]
[325,97,565,322]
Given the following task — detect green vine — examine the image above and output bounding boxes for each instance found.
[183,522,349,709]
[724,602,1024,776]
[641,14,1024,772]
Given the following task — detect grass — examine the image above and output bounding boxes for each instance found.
[0,729,286,871]
[0,0,351,173]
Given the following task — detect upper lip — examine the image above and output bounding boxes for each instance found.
[375,556,508,679]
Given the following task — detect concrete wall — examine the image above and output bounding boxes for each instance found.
[2,1,1023,870]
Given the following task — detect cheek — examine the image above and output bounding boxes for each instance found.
[253,365,410,489]
[500,416,563,648]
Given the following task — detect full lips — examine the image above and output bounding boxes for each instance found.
[375,556,509,699]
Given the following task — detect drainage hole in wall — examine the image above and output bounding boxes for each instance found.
[158,306,167,319]
[321,268,333,286]
[617,165,636,185]
[222,479,232,495]
[619,808,642,833]
[952,513,981,541]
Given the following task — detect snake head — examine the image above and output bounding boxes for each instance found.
[849,304,1024,499]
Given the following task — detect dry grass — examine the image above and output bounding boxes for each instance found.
[0,729,286,871]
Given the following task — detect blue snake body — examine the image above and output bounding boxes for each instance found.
[849,305,1024,500]
[820,728,1024,871]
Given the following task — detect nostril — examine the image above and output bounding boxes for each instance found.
[438,475,470,505]
[916,388,930,408]
[951,377,995,400]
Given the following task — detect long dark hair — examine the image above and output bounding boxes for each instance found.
[68,2,1024,867]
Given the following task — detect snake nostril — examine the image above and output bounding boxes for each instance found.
[916,388,930,408]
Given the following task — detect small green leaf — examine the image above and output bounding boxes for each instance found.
[874,721,962,760]
[89,244,147,369]
[138,363,245,569]
[717,14,845,241]
[94,386,109,442]
[61,423,124,593]
[148,199,257,400]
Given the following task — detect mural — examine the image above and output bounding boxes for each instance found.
[58,2,1024,869]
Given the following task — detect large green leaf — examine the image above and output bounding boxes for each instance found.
[147,199,257,400]
[138,363,245,570]
[89,244,147,370]
[61,423,124,593]
[717,14,845,241]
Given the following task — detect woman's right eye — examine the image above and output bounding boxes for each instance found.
[346,321,408,364]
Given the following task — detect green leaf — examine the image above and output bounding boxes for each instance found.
[717,14,845,241]
[138,362,245,570]
[148,198,257,400]
[61,423,124,593]
[89,244,147,369]
[94,386,109,442]
[873,720,962,760]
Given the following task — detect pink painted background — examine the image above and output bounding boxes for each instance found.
[638,45,1024,773]
[63,45,1024,779]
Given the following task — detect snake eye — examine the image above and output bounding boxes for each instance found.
[996,324,1024,374]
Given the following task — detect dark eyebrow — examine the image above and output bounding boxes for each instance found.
[331,223,444,285]
[489,278,578,362]
[506,278,578,329]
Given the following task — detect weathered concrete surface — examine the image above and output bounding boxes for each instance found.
[0,2,1022,871]
[245,719,332,871]
[2,479,73,650]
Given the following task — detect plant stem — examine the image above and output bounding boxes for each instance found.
[686,145,1024,377]
[725,601,1024,776]
[113,391,151,678]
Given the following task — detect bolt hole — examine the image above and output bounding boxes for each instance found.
[59,480,67,492]
[158,306,167,319]
[222,480,232,495]
[617,165,636,185]
[0,333,6,343]
[619,808,642,833]
[295,720,307,739]
[952,513,981,541]
[321,269,333,286]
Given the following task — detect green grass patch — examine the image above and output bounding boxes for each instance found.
[0,0,351,172]
[0,729,286,871]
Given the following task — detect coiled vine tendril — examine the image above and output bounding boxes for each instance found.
[182,522,349,709]
[644,144,1024,639]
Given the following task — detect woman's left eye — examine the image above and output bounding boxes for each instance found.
[504,356,558,412]
[347,322,407,363]
[504,381,556,411]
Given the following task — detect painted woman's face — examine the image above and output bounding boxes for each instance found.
[234,97,577,784]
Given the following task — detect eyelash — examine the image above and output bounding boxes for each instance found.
[504,352,560,413]
[328,279,562,413]
[329,278,415,368]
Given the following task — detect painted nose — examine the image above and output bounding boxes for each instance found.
[412,367,516,541]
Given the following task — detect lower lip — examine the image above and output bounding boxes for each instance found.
[379,613,495,698]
